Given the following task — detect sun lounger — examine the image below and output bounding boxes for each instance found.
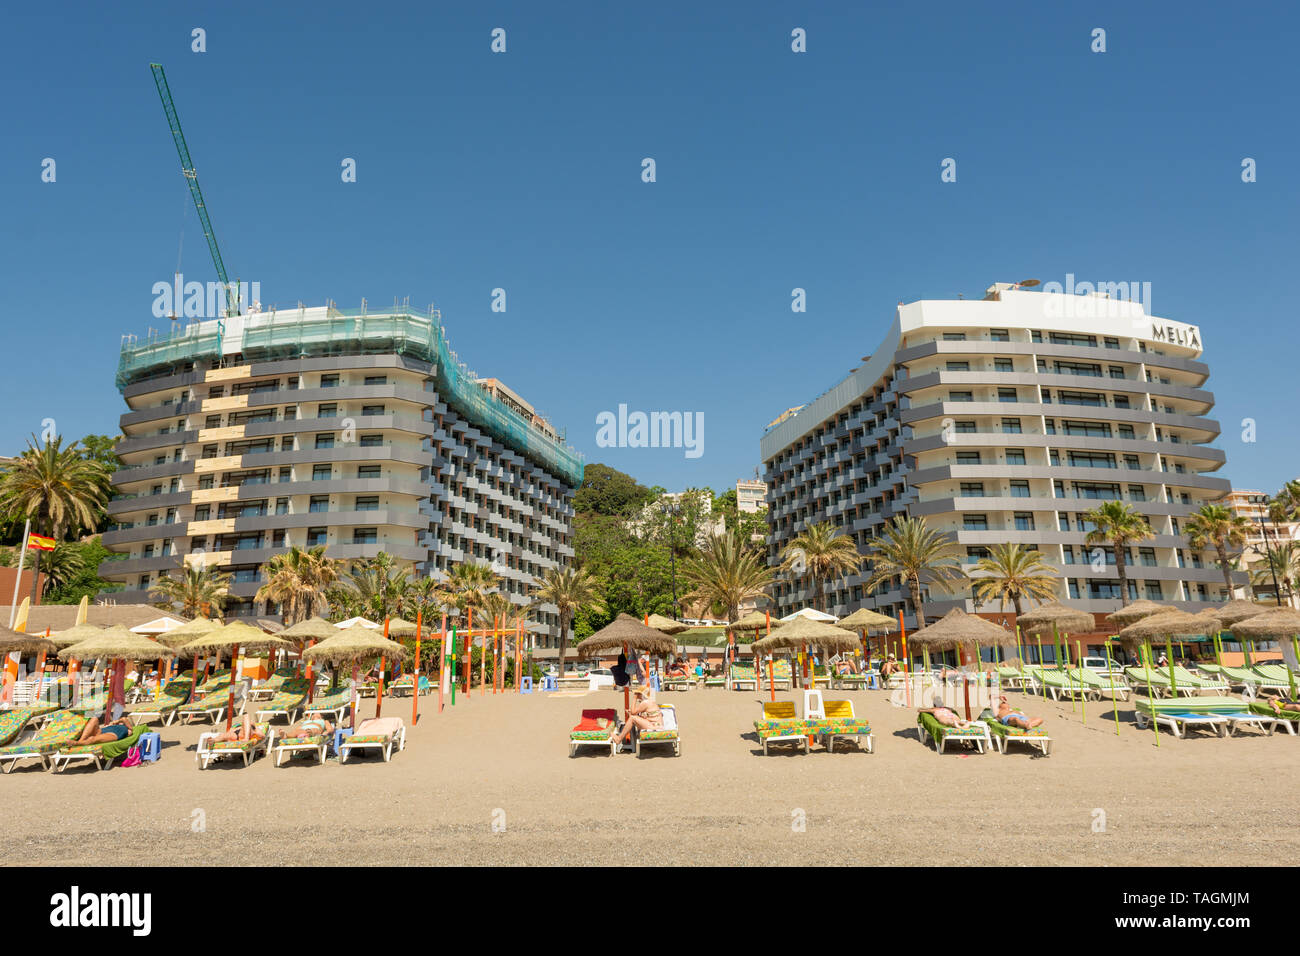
[1124,667,1179,697]
[985,714,1052,755]
[703,674,725,688]
[661,674,695,691]
[192,668,232,695]
[729,664,757,691]
[340,717,407,763]
[1248,700,1300,735]
[1026,666,1096,701]
[569,708,620,757]
[128,677,195,726]
[915,711,992,754]
[253,677,310,724]
[1196,663,1255,686]
[994,665,1026,690]
[176,682,245,725]
[818,700,872,753]
[0,711,89,772]
[753,700,810,755]
[247,667,300,702]
[386,675,431,697]
[51,723,149,773]
[633,702,680,756]
[196,722,273,768]
[272,729,329,766]
[1166,666,1229,695]
[1134,696,1279,738]
[1068,667,1130,700]
[0,706,57,747]
[302,683,354,722]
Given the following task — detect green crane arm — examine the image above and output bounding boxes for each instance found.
[150,63,238,319]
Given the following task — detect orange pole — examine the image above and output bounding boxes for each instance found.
[224,644,239,732]
[438,613,447,713]
[494,616,501,694]
[304,638,316,702]
[766,610,775,702]
[376,618,390,719]
[464,607,473,696]
[413,610,422,725]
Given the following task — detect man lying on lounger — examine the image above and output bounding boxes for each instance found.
[212,715,266,745]
[74,713,134,746]
[918,705,971,728]
[1262,693,1300,714]
[995,696,1044,730]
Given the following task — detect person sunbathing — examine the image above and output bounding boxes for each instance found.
[614,687,663,745]
[919,706,971,728]
[996,696,1044,729]
[74,713,134,746]
[1262,693,1300,714]
[834,659,853,676]
[880,656,901,679]
[280,716,334,739]
[212,715,265,745]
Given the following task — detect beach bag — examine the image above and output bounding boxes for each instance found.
[120,746,143,768]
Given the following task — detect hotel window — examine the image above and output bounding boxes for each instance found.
[161,540,173,557]
[1145,582,1163,600]
[309,495,330,513]
[280,436,294,452]
[946,361,970,371]
[360,405,385,417]
[1068,451,1116,469]
[1050,332,1097,347]
[355,496,379,511]
[1049,450,1060,466]
[954,421,977,433]
[998,388,1018,403]
[359,434,383,447]
[1059,390,1106,407]
[312,465,332,480]
[1044,419,1056,435]
[1113,395,1130,409]
[283,407,296,420]
[147,513,159,526]
[942,332,966,341]
[205,415,221,428]
[949,391,974,402]
[320,374,339,388]
[151,484,163,495]
[353,527,378,545]
[170,478,180,493]
[1063,545,1075,564]
[315,433,334,449]
[1013,512,1035,531]
[202,444,218,459]
[1058,514,1070,531]
[1124,455,1140,470]
[1037,358,1049,373]
[956,451,981,464]
[197,475,214,490]
[194,505,210,521]
[143,544,155,558]
[271,530,286,548]
[1108,365,1126,379]
[1055,361,1102,377]
[1128,485,1146,501]
[994,358,1013,372]
[1041,389,1052,404]
[318,404,338,418]
[966,546,991,563]
[959,482,984,498]
[357,465,381,479]
[307,527,328,546]
[1118,424,1135,439]
[208,386,225,398]
[1001,417,1022,434]
[990,328,1010,342]
[279,467,292,483]
[275,498,289,515]
[1031,330,1043,343]
[154,455,166,465]
[165,508,177,523]
[963,514,988,530]
[1104,336,1120,349]
[1010,480,1031,498]
[364,375,388,386]
[1139,547,1157,567]
[1005,449,1026,465]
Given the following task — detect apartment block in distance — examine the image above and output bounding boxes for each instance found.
[103,305,583,645]
[760,282,1243,623]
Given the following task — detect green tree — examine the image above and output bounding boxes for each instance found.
[573,464,654,516]
[971,543,1060,617]
[1251,541,1299,607]
[1082,501,1154,606]
[779,521,864,612]
[863,516,967,628]
[1184,503,1252,598]
[153,564,233,618]
[535,563,601,675]
[681,529,774,624]
[43,537,125,604]
[257,545,341,623]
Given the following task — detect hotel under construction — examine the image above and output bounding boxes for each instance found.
[760,282,1245,624]
[102,305,582,646]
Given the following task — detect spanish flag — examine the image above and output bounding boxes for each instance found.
[27,534,55,552]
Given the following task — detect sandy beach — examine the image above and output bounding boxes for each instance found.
[3,683,1298,867]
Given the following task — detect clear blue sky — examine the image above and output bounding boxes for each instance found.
[3,0,1296,496]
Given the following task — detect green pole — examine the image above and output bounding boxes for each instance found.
[1059,626,1077,712]
[1214,632,1223,667]
[1244,640,1254,667]
[1166,635,1177,697]
[1015,625,1023,671]
[1035,634,1045,698]
[1103,639,1120,736]
[449,627,458,706]
[1077,639,1086,724]
[1145,641,1160,747]
[1289,636,1298,700]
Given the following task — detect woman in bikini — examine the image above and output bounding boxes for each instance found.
[918,706,971,728]
[614,686,663,746]
[74,713,134,746]
[212,714,266,745]
[280,716,334,738]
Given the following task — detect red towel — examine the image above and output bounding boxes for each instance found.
[573,708,618,732]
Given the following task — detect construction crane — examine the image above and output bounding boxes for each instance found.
[149,63,239,329]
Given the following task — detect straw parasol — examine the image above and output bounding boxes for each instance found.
[56,625,175,662]
[1015,601,1096,638]
[150,616,223,649]
[752,615,860,655]
[384,618,419,638]
[176,621,292,729]
[906,608,1009,649]
[280,617,340,642]
[645,613,690,635]
[574,614,677,658]
[1105,600,1172,628]
[836,608,899,632]
[1226,606,1300,640]
[780,607,837,623]
[1117,609,1221,644]
[728,610,781,632]
[303,625,413,728]
[0,626,57,657]
[1209,599,1274,628]
[47,622,105,649]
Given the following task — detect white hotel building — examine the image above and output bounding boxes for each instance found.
[760,283,1244,623]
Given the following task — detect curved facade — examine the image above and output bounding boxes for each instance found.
[104,306,580,644]
[760,284,1243,623]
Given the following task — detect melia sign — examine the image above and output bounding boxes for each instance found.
[1150,320,1202,350]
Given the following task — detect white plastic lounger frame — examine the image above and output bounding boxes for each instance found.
[195,727,272,769]
[339,724,407,764]
[273,733,328,767]
[990,727,1052,756]
[920,719,992,754]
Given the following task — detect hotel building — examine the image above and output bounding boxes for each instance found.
[736,478,768,514]
[103,306,583,645]
[760,282,1244,623]
[1224,488,1299,604]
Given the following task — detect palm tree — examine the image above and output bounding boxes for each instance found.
[1184,503,1252,598]
[436,560,501,624]
[1082,501,1153,606]
[0,434,111,600]
[681,529,774,624]
[402,575,445,625]
[779,521,864,612]
[336,552,412,621]
[971,543,1060,618]
[1251,541,1300,608]
[37,541,87,596]
[153,564,232,618]
[256,545,340,623]
[534,563,601,677]
[1268,480,1300,525]
[862,516,967,628]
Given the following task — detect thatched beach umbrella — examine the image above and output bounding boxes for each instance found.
[645,613,690,636]
[906,609,1011,718]
[1105,600,1172,628]
[752,615,859,655]
[1015,602,1096,667]
[303,625,413,728]
[729,610,780,632]
[47,622,104,650]
[159,618,225,701]
[177,621,291,730]
[1228,608,1300,697]
[384,617,419,638]
[279,617,340,697]
[0,627,58,701]
[1210,599,1273,628]
[57,625,175,710]
[576,614,676,721]
[1118,609,1221,709]
[834,607,899,671]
